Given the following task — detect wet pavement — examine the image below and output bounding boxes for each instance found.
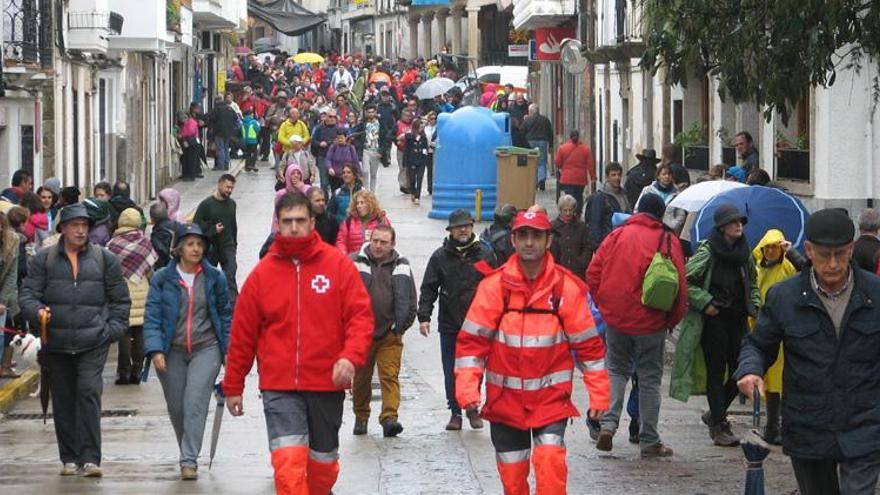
[0,158,801,494]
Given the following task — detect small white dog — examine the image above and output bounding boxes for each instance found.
[9,333,40,371]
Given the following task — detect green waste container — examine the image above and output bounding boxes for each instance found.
[495,146,539,210]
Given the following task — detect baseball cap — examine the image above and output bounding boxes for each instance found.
[511,210,552,232]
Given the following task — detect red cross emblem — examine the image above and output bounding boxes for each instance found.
[311,275,331,294]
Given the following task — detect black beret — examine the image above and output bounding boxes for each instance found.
[804,208,855,246]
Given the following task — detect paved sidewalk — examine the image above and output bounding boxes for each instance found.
[0,157,800,494]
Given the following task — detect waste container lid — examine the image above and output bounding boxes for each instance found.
[495,146,539,156]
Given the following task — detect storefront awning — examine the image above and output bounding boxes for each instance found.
[410,0,451,6]
[248,0,326,37]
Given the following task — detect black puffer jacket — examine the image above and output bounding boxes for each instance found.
[418,236,488,334]
[20,240,131,354]
[735,266,880,460]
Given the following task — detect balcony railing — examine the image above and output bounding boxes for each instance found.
[3,0,52,67]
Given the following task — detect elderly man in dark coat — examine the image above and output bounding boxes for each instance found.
[736,209,880,495]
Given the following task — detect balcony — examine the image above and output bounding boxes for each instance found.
[2,0,52,68]
[107,0,166,51]
[341,0,375,21]
[66,10,123,53]
[192,0,236,29]
[589,0,645,63]
[512,0,576,30]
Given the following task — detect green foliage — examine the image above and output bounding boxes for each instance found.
[640,0,880,125]
[673,122,707,148]
[716,126,732,146]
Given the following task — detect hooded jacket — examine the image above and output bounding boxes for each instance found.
[454,254,610,429]
[159,188,185,223]
[222,230,374,396]
[271,164,310,232]
[351,244,417,339]
[418,235,489,334]
[587,213,688,334]
[327,181,363,225]
[555,140,595,186]
[752,229,798,394]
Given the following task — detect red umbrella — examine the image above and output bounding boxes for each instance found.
[369,72,391,84]
[235,45,252,55]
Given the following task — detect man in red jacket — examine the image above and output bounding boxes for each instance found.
[586,193,687,457]
[554,129,595,216]
[223,191,374,494]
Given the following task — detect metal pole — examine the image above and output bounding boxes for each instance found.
[475,188,482,222]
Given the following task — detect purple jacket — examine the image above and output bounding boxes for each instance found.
[325,144,361,176]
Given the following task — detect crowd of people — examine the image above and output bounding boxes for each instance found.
[3,45,880,495]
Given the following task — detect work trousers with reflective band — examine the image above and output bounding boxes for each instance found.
[263,390,344,495]
[352,332,403,423]
[491,419,568,495]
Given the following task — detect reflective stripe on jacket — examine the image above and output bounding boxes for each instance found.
[454,254,610,429]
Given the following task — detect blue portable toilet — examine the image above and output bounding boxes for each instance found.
[429,106,511,220]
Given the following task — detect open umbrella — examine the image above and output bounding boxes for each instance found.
[252,37,279,53]
[235,45,252,55]
[742,387,770,495]
[692,185,810,251]
[668,180,747,212]
[292,52,324,65]
[414,77,455,100]
[369,72,391,84]
[38,312,50,424]
[208,383,226,469]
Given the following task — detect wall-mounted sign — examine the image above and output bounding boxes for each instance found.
[534,27,575,61]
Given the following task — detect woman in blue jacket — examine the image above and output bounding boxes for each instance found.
[143,223,231,480]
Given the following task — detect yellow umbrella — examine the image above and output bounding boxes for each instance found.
[291,52,324,64]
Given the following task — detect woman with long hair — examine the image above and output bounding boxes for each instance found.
[335,190,391,254]
[327,164,364,224]
[143,224,230,480]
[0,212,20,377]
[20,192,48,244]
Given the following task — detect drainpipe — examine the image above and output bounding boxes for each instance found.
[867,117,874,209]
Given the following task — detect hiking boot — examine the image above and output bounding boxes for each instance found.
[466,408,484,429]
[445,413,462,431]
[596,430,614,452]
[762,425,782,446]
[114,375,129,385]
[628,420,640,444]
[180,466,198,480]
[641,443,674,458]
[128,374,141,385]
[700,410,712,427]
[381,419,404,438]
[81,462,102,477]
[59,463,78,476]
[587,418,600,441]
[353,419,368,436]
[711,422,740,447]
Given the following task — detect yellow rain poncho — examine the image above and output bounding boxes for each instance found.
[751,229,798,394]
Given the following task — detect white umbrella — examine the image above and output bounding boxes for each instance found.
[668,180,748,212]
[415,78,455,100]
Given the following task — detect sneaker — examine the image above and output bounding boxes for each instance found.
[711,422,740,447]
[700,410,712,427]
[596,430,614,452]
[180,466,198,480]
[128,374,141,385]
[445,413,462,431]
[641,443,674,458]
[762,425,782,446]
[114,375,129,385]
[465,408,484,429]
[381,419,404,438]
[587,418,600,441]
[59,463,78,476]
[352,420,368,436]
[628,420,640,444]
[80,462,102,477]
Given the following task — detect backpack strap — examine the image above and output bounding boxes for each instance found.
[495,269,567,331]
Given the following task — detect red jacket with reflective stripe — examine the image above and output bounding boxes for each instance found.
[454,254,610,430]
[222,230,374,396]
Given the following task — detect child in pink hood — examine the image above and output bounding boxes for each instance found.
[271,163,310,231]
[158,188,184,222]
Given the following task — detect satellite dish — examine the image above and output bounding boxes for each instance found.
[560,38,588,74]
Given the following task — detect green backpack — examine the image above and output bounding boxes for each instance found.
[642,230,679,311]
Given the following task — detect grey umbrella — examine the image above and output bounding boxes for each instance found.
[208,383,226,469]
[414,78,455,100]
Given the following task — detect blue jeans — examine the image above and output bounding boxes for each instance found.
[440,332,461,415]
[529,139,549,182]
[214,136,230,170]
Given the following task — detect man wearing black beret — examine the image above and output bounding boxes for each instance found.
[736,208,880,494]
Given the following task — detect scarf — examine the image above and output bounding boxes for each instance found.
[273,229,321,262]
[106,231,156,283]
[449,234,479,253]
[708,229,751,265]
[653,180,676,194]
